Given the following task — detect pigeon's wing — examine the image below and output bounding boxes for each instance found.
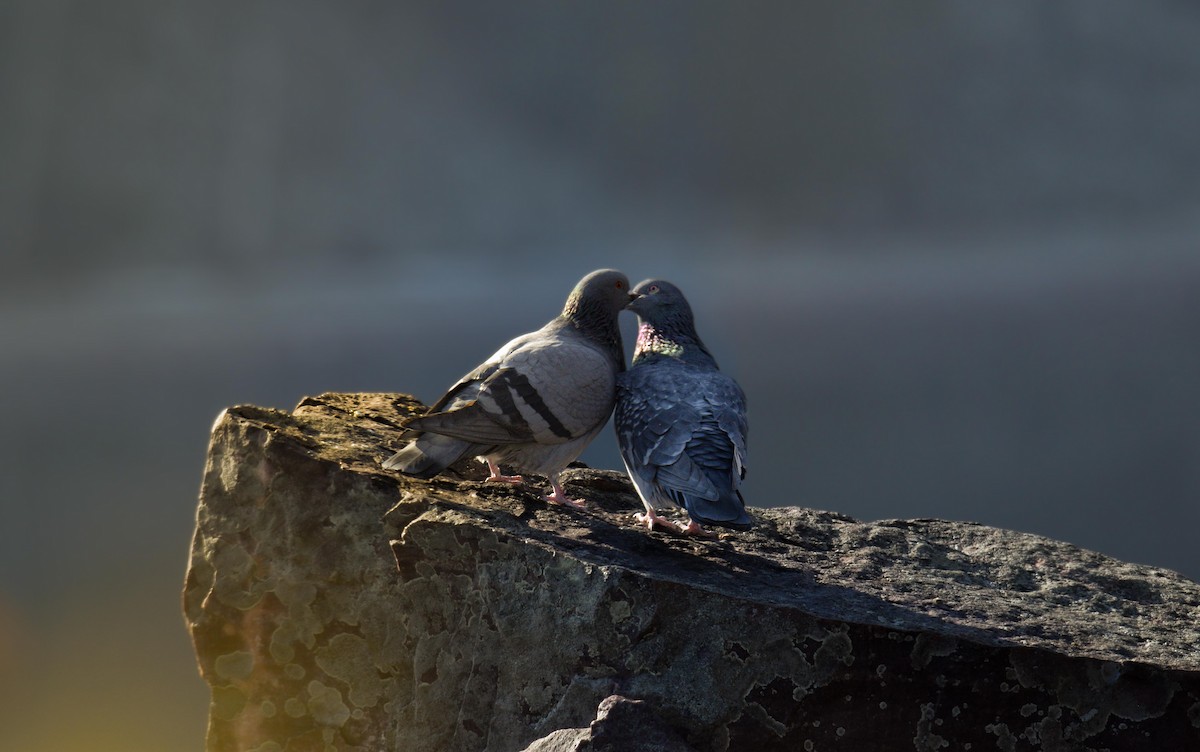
[397,335,525,440]
[615,372,667,506]
[407,329,617,446]
[421,330,538,415]
[616,364,715,501]
[616,364,747,501]
[704,371,748,486]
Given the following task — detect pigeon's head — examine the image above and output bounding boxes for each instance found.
[625,279,693,324]
[627,279,711,359]
[563,269,633,321]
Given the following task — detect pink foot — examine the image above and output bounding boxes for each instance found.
[544,490,586,509]
[543,476,585,509]
[635,508,683,534]
[635,510,717,538]
[485,460,524,485]
[680,519,718,539]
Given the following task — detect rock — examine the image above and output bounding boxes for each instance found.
[519,695,697,752]
[184,392,1200,751]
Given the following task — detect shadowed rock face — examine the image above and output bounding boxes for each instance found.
[184,392,1200,751]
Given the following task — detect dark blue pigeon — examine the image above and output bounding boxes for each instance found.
[614,279,751,535]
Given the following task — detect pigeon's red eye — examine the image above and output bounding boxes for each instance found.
[616,281,624,289]
[648,285,660,293]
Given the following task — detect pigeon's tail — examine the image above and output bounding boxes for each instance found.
[683,489,753,531]
[382,433,474,478]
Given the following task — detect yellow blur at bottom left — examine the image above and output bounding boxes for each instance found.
[0,562,207,752]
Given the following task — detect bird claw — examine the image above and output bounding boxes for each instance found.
[636,510,683,534]
[544,491,586,509]
[636,510,716,538]
[541,477,585,509]
[484,460,524,485]
[680,519,718,539]
[486,474,525,485]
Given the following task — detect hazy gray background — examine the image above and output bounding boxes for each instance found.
[2,2,1199,750]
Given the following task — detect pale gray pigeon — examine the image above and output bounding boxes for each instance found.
[383,269,632,507]
[614,279,752,535]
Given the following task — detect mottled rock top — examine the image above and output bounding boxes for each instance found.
[242,391,1200,673]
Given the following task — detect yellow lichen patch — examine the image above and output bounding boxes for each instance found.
[284,697,306,718]
[215,650,255,682]
[211,542,265,611]
[314,633,383,709]
[306,680,351,727]
[268,580,322,664]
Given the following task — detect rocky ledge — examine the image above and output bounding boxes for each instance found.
[183,392,1200,751]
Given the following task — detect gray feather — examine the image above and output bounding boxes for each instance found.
[382,433,480,478]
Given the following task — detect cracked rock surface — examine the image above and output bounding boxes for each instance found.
[184,392,1200,751]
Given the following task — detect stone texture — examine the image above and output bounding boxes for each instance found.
[519,695,696,752]
[184,392,1200,751]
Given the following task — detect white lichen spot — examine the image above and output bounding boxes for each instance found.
[804,741,814,751]
[260,700,276,718]
[284,698,306,718]
[915,702,949,750]
[837,727,845,737]
[609,599,632,622]
[951,706,961,718]
[1023,723,1042,745]
[1020,704,1038,718]
[880,701,888,710]
[985,722,1017,752]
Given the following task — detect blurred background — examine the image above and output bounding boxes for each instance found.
[2,2,1199,749]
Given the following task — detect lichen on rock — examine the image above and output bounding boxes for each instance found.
[184,393,1200,751]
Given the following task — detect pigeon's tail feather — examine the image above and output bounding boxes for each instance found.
[680,489,753,531]
[382,434,474,478]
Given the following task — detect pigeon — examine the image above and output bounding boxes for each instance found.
[383,269,632,508]
[614,279,752,535]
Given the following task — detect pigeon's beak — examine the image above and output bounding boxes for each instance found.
[624,292,643,310]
